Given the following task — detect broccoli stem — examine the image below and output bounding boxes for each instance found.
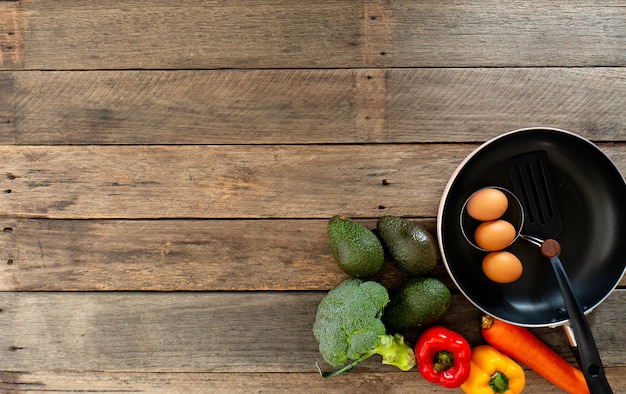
[317,350,377,378]
[317,333,416,378]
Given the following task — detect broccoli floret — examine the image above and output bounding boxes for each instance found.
[312,279,416,378]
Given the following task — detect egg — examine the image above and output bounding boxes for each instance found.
[482,251,523,283]
[466,188,509,221]
[474,219,517,251]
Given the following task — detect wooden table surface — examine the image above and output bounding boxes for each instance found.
[1,1,625,393]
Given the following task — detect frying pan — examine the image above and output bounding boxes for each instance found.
[437,127,626,387]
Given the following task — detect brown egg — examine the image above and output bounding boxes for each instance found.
[482,251,523,283]
[474,219,517,251]
[466,188,509,221]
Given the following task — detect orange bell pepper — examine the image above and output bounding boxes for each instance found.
[460,345,525,394]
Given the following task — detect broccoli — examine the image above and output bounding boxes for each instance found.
[312,279,416,378]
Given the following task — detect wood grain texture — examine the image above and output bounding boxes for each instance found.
[1,68,626,144]
[0,144,474,219]
[2,0,626,70]
[1,218,624,292]
[5,0,364,70]
[0,291,623,373]
[2,370,625,393]
[390,1,626,68]
[1,144,624,220]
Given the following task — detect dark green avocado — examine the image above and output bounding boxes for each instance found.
[377,216,439,277]
[327,215,384,279]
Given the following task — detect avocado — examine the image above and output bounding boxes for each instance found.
[377,216,439,276]
[328,215,385,279]
[383,277,451,329]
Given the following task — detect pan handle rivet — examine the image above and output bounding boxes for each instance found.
[540,239,561,258]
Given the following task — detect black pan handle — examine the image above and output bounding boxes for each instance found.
[550,256,613,394]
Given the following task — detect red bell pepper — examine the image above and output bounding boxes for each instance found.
[415,326,472,388]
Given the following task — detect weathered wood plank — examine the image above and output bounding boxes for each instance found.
[0,1,26,69]
[1,144,625,220]
[1,218,624,291]
[0,144,473,219]
[390,1,626,68]
[2,369,626,393]
[386,68,626,143]
[0,291,623,373]
[2,1,625,70]
[1,69,626,144]
[1,0,364,70]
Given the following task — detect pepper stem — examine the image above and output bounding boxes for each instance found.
[489,371,510,394]
[434,351,454,372]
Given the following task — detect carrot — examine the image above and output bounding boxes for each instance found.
[481,315,589,394]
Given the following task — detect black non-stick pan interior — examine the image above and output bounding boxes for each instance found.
[438,128,626,326]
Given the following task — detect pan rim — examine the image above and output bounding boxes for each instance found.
[437,126,626,328]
